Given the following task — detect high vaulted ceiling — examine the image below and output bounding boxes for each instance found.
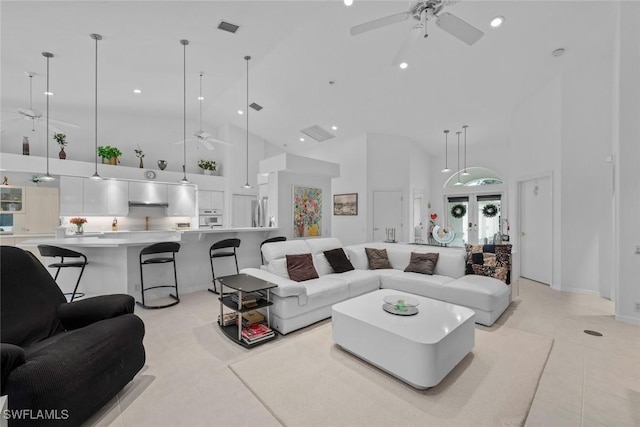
[0,1,616,156]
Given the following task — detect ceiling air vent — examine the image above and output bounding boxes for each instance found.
[249,102,263,111]
[218,21,240,34]
[300,125,336,142]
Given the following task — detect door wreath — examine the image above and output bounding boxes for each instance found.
[450,204,467,219]
[482,204,499,218]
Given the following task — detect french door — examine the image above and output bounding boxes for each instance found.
[444,192,505,247]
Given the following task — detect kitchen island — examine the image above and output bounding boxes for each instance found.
[18,227,282,301]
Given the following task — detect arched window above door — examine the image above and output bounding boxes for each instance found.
[443,167,504,188]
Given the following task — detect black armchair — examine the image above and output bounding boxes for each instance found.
[0,246,145,426]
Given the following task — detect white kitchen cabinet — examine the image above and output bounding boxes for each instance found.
[0,185,25,213]
[167,184,195,217]
[105,180,129,216]
[60,176,84,216]
[82,179,129,216]
[12,187,60,234]
[198,190,224,210]
[129,181,167,204]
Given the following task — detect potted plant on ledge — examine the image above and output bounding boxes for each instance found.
[197,159,217,175]
[97,146,122,165]
[53,133,67,159]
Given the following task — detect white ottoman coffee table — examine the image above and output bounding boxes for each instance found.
[332,289,475,389]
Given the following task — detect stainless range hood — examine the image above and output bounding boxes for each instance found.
[128,201,169,208]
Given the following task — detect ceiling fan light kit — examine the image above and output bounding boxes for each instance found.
[351,0,485,66]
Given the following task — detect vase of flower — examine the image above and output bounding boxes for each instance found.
[69,217,87,235]
[58,146,66,160]
[135,147,145,169]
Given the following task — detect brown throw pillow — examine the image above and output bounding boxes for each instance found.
[286,253,319,282]
[365,248,392,270]
[404,252,439,275]
[323,248,354,273]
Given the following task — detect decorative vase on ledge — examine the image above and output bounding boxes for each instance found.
[59,147,66,160]
[74,224,83,235]
[157,160,167,170]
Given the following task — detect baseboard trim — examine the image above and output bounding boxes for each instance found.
[615,314,640,325]
[558,286,600,296]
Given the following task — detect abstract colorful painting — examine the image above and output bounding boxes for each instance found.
[293,186,322,238]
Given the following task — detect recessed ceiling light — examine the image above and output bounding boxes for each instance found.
[344,0,353,6]
[238,110,244,115]
[490,16,505,28]
[283,143,288,147]
[552,48,565,57]
[299,137,305,142]
[133,89,142,94]
[197,96,204,100]
[44,91,54,96]
[399,62,408,69]
[331,126,338,131]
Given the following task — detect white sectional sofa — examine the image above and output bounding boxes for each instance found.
[241,237,511,335]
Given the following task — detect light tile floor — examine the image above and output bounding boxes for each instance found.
[85,279,640,427]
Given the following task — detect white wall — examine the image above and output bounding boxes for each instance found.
[303,134,368,246]
[615,2,640,324]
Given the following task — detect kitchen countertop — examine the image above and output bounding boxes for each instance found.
[17,227,282,248]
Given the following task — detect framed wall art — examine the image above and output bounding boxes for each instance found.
[293,186,322,237]
[333,193,358,216]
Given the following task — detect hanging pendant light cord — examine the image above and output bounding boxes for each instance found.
[44,54,51,176]
[180,39,189,183]
[463,124,468,174]
[244,55,251,188]
[90,34,102,179]
[456,131,461,183]
[29,74,35,132]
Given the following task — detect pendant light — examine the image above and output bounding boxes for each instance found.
[89,33,103,180]
[197,71,205,151]
[39,52,55,182]
[179,39,190,184]
[241,55,252,189]
[454,131,463,186]
[462,124,470,176]
[441,129,451,173]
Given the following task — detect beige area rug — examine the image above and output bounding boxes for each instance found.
[229,324,553,427]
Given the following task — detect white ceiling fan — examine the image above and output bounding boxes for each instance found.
[2,72,79,133]
[174,72,231,151]
[351,1,484,65]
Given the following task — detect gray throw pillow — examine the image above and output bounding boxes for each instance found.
[365,248,392,270]
[404,252,439,275]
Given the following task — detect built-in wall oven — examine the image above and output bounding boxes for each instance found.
[199,209,223,228]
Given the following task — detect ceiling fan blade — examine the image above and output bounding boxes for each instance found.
[205,137,232,146]
[49,118,80,128]
[201,140,215,151]
[174,138,197,145]
[391,26,422,67]
[350,12,411,36]
[436,12,484,45]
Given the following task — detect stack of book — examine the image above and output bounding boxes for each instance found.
[240,310,265,327]
[241,323,275,345]
[230,292,263,308]
[218,312,238,327]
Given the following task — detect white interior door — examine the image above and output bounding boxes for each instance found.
[519,177,552,284]
[232,194,257,228]
[373,191,402,242]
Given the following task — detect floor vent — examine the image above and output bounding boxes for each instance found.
[583,330,603,337]
[300,125,335,142]
[218,21,240,34]
[250,102,263,111]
